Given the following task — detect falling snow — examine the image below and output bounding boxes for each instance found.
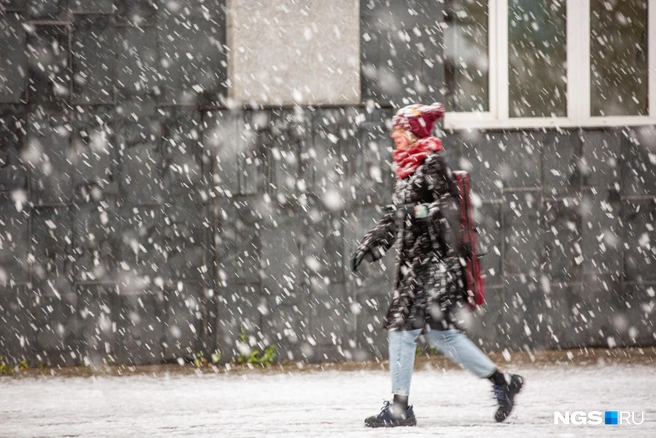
[0,4,655,437]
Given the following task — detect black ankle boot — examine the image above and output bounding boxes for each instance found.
[393,394,409,410]
[364,400,417,428]
[492,374,524,422]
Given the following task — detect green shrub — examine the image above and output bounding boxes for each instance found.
[235,328,277,367]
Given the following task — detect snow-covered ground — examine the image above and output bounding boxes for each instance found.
[1,363,654,438]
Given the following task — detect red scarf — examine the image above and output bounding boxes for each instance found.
[392,137,442,179]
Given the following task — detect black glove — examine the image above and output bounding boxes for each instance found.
[351,247,374,272]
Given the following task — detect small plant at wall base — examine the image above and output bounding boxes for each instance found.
[236,345,277,367]
[193,351,221,368]
[416,346,441,357]
[0,356,12,375]
[0,356,31,375]
[235,328,277,367]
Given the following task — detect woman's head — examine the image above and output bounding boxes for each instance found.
[391,103,445,141]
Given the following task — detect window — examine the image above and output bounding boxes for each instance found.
[444,0,490,112]
[444,0,656,129]
[507,0,567,118]
[590,0,648,117]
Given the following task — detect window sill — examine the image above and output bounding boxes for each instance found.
[444,113,656,131]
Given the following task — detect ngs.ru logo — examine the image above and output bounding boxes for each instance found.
[554,411,644,425]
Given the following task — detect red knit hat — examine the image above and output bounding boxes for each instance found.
[392,103,445,139]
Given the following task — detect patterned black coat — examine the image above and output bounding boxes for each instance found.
[356,152,466,331]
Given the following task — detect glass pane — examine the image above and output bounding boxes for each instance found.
[590,0,648,117]
[508,0,567,118]
[444,0,489,112]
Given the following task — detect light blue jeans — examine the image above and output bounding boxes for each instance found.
[389,329,497,396]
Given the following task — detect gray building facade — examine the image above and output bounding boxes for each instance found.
[0,0,654,366]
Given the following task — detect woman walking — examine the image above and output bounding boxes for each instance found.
[351,103,523,427]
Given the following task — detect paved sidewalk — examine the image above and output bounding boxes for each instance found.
[1,360,655,437]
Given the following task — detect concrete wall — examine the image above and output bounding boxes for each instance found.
[446,127,656,352]
[0,1,654,367]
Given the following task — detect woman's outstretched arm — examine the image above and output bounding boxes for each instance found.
[351,209,397,271]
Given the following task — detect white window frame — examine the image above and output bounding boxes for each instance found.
[444,0,656,130]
